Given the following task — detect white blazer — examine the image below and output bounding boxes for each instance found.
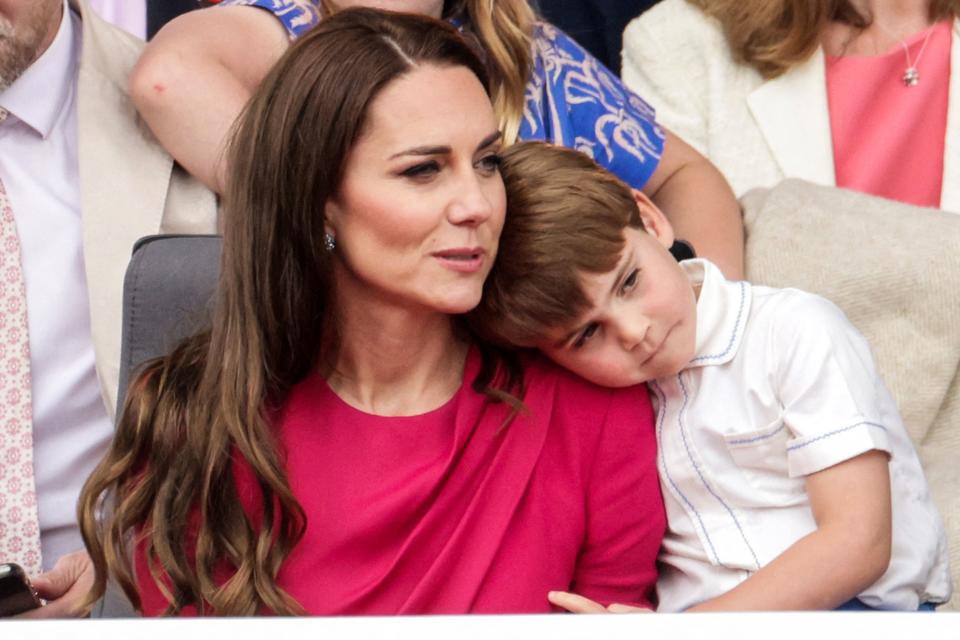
[74,0,218,416]
[622,0,960,212]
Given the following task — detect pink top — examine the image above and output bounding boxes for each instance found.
[826,20,952,208]
[137,349,665,615]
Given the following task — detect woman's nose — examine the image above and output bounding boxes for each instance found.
[447,174,495,226]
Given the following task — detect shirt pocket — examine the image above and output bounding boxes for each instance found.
[723,420,806,505]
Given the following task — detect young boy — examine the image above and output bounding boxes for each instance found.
[470,142,952,611]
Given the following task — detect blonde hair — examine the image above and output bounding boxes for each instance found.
[459,0,535,144]
[689,0,960,79]
[468,141,644,348]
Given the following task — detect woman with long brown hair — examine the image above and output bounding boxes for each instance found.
[78,7,665,616]
[624,0,960,211]
[126,0,744,278]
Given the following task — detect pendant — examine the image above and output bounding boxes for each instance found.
[903,67,920,87]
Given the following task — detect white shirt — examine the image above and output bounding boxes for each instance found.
[0,1,115,570]
[653,259,952,611]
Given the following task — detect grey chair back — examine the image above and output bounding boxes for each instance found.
[116,234,223,418]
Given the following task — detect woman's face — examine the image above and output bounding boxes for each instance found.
[333,1,445,18]
[325,64,506,316]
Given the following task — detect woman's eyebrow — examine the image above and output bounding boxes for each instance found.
[389,131,502,160]
[476,131,503,151]
[389,145,450,159]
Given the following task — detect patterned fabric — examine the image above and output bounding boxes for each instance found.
[217,0,665,189]
[220,0,321,38]
[0,111,42,577]
[521,22,663,189]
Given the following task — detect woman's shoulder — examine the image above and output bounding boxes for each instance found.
[520,352,653,422]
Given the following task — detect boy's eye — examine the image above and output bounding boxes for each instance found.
[573,322,600,349]
[621,268,640,293]
[400,161,441,179]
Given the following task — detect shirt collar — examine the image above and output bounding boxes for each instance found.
[684,258,752,369]
[0,0,78,139]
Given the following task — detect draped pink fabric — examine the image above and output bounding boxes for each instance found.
[137,349,664,615]
[827,20,952,208]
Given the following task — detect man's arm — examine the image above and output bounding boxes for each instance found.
[16,551,94,619]
[129,6,290,194]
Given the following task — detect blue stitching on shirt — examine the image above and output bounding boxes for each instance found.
[786,421,888,451]
[726,423,787,446]
[690,281,747,364]
[652,381,721,565]
[677,374,761,570]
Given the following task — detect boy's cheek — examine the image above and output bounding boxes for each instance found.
[541,347,639,389]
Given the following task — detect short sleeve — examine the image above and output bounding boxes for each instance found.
[217,0,321,39]
[521,22,666,190]
[772,292,894,477]
[571,383,665,608]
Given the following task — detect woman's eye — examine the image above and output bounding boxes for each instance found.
[621,268,640,293]
[573,322,600,349]
[400,161,441,179]
[476,154,502,175]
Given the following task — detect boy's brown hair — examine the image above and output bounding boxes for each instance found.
[469,141,645,347]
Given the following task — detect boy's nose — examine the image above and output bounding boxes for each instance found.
[616,314,650,352]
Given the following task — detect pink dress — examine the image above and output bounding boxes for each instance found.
[137,349,665,614]
[826,20,952,208]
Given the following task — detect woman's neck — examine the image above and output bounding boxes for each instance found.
[825,1,935,56]
[326,270,470,417]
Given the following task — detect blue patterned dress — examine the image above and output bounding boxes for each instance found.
[220,0,665,188]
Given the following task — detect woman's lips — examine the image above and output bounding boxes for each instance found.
[433,247,486,273]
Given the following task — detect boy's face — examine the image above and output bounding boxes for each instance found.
[535,196,697,388]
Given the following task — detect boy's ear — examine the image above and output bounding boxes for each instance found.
[632,190,675,249]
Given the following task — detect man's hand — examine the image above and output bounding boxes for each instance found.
[548,591,652,613]
[16,550,94,618]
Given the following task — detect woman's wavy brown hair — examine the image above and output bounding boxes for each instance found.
[79,7,517,616]
[689,0,960,79]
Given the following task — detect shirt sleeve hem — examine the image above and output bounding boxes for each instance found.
[786,420,891,477]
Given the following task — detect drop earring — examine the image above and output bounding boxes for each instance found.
[324,232,336,252]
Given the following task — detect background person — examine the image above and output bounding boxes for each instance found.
[79,9,665,616]
[622,0,960,210]
[129,0,744,277]
[0,0,217,618]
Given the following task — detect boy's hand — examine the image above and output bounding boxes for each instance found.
[548,591,653,613]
